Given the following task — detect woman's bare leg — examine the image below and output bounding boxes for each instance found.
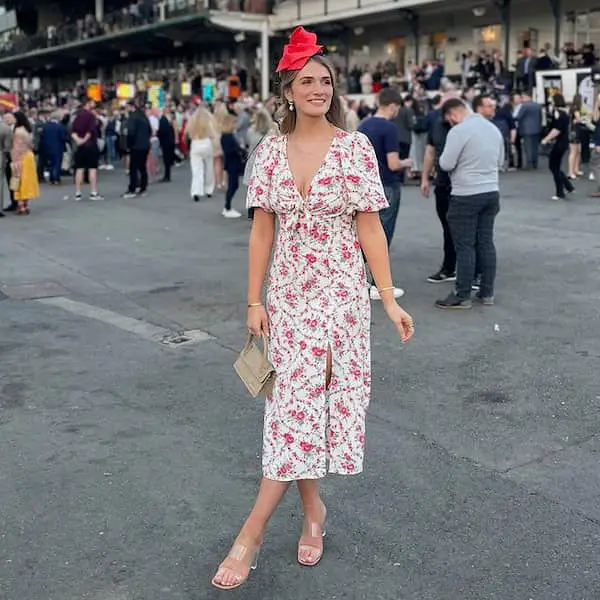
[214,156,224,189]
[297,479,326,564]
[213,477,290,587]
[575,145,582,174]
[568,144,576,177]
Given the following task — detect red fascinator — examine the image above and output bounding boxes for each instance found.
[276,26,324,73]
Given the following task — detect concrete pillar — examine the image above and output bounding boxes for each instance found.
[410,13,420,65]
[95,0,104,21]
[97,66,104,83]
[260,19,270,100]
[549,0,562,54]
[497,0,511,63]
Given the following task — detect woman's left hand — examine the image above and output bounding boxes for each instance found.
[384,301,414,343]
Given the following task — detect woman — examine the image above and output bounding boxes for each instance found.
[185,106,218,202]
[247,107,277,157]
[213,101,229,190]
[541,94,575,201]
[211,27,414,591]
[568,93,583,180]
[493,99,516,171]
[104,109,118,170]
[11,111,40,215]
[220,114,244,218]
[409,97,428,179]
[245,108,278,219]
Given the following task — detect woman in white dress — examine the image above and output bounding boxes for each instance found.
[185,106,218,202]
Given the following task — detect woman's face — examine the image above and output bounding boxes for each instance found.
[287,60,334,119]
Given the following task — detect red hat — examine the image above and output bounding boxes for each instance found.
[276,26,324,73]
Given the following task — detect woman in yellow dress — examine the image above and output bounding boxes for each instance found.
[11,111,40,215]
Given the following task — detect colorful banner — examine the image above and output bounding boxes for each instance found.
[0,92,17,110]
[147,84,165,109]
[202,77,216,103]
[116,82,135,100]
[87,80,102,103]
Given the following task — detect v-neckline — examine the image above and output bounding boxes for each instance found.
[284,129,339,202]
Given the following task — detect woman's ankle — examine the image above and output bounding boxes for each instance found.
[237,521,265,546]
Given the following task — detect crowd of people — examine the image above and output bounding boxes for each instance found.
[0,57,594,220]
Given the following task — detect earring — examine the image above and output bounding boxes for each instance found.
[288,101,294,111]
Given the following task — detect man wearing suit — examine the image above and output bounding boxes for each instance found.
[515,47,536,93]
[0,112,14,216]
[517,92,543,170]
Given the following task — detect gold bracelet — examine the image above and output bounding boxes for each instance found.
[247,302,263,308]
[378,286,395,293]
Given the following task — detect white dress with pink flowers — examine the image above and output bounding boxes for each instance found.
[246,129,388,481]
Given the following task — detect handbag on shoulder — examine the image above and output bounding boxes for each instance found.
[234,334,275,398]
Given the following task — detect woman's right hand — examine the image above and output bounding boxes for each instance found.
[247,305,269,337]
[384,301,414,343]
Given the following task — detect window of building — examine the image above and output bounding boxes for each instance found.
[572,9,600,49]
[473,24,501,51]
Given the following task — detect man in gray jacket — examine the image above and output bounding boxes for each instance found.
[435,98,504,310]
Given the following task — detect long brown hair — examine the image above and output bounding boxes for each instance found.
[570,93,582,115]
[276,55,346,135]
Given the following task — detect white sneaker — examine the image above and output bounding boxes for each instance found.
[222,208,242,218]
[369,285,405,300]
[551,195,562,201]
[105,164,115,170]
[590,172,595,181]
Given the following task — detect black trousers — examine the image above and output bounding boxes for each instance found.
[4,153,15,208]
[448,192,500,299]
[512,135,523,169]
[548,146,573,198]
[128,148,149,193]
[161,144,174,181]
[225,168,242,210]
[434,185,456,274]
[398,141,411,160]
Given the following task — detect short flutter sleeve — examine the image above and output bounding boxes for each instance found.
[246,135,277,212]
[346,131,389,213]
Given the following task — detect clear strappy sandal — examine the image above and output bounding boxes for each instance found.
[211,538,261,591]
[297,505,327,567]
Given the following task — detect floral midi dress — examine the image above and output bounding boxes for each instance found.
[246,129,388,482]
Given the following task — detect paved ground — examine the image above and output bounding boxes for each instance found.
[1,161,600,600]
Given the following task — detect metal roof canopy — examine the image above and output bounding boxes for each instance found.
[0,15,255,76]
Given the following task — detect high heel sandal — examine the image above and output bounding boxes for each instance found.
[211,538,261,591]
[297,505,327,567]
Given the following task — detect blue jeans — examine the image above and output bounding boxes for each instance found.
[49,151,62,183]
[380,184,402,247]
[366,184,401,285]
[106,135,117,165]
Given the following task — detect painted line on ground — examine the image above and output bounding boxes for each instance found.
[36,297,212,345]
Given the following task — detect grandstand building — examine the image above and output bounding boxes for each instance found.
[0,0,597,98]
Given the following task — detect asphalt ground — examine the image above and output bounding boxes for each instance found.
[0,161,599,600]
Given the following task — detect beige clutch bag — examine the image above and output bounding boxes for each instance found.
[234,334,276,398]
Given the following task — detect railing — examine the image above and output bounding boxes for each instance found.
[0,0,273,60]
